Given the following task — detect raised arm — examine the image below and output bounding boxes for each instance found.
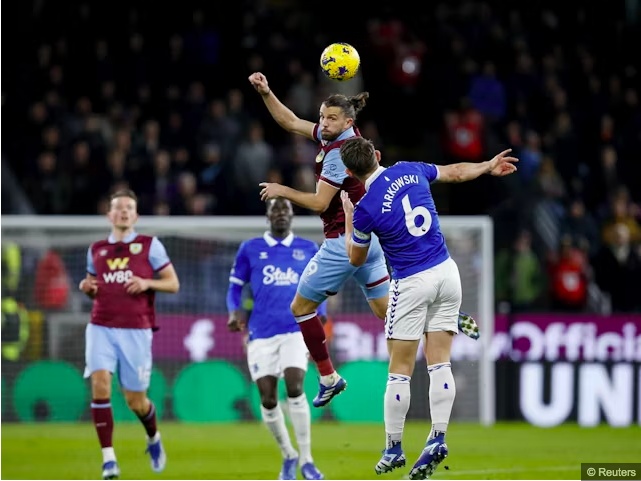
[436,149,518,183]
[248,72,316,140]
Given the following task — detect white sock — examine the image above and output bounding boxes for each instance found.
[261,404,298,459]
[320,371,339,387]
[102,447,116,464]
[147,431,160,443]
[384,373,411,449]
[287,394,313,464]
[427,362,456,440]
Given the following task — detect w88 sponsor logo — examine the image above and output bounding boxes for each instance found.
[103,270,134,284]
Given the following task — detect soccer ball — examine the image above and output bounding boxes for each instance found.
[320,43,360,81]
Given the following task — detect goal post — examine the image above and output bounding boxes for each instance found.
[1,215,494,425]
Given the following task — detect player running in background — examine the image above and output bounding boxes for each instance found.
[227,198,325,480]
[79,189,180,480]
[248,71,391,408]
[339,138,517,479]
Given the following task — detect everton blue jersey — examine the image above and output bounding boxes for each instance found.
[228,232,327,341]
[352,162,450,279]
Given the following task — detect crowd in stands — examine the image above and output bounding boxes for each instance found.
[3,1,640,312]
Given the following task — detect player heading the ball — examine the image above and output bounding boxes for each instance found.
[248,70,390,408]
[340,138,517,479]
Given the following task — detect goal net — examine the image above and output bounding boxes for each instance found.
[1,216,494,425]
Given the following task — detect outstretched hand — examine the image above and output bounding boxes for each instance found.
[488,149,519,177]
[340,191,354,217]
[248,72,270,96]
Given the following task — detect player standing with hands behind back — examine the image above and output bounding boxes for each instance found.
[79,189,180,480]
[339,138,517,479]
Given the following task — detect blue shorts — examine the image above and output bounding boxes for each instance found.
[297,234,390,304]
[84,323,153,392]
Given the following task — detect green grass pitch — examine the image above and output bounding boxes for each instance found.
[2,422,639,479]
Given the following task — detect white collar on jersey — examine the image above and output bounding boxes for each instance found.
[108,231,137,244]
[365,166,387,192]
[263,231,295,247]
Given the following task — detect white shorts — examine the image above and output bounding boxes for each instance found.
[385,257,462,341]
[246,331,309,382]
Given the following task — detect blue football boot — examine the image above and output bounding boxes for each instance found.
[409,434,449,480]
[301,461,324,480]
[102,460,120,480]
[312,376,347,408]
[145,434,167,473]
[375,443,406,475]
[279,457,299,480]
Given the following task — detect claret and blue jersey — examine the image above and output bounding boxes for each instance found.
[312,124,366,239]
[352,162,451,279]
[226,232,327,341]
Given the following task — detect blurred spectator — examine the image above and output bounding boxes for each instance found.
[150,150,176,205]
[33,250,70,310]
[518,131,543,184]
[560,199,599,255]
[593,224,641,312]
[468,61,506,123]
[172,172,198,215]
[601,194,641,244]
[547,235,589,312]
[495,230,545,311]
[588,146,624,210]
[22,152,71,215]
[69,141,98,214]
[535,156,566,202]
[226,89,251,137]
[443,99,484,163]
[232,121,273,214]
[197,99,238,161]
[288,70,316,119]
[549,111,580,183]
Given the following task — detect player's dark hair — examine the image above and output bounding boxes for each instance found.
[266,198,292,211]
[340,137,378,177]
[323,92,369,119]
[110,189,138,204]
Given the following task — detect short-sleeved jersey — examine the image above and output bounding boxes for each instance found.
[352,162,450,279]
[87,232,172,329]
[229,232,326,341]
[312,125,366,238]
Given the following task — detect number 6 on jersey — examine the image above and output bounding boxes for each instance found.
[402,194,432,237]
